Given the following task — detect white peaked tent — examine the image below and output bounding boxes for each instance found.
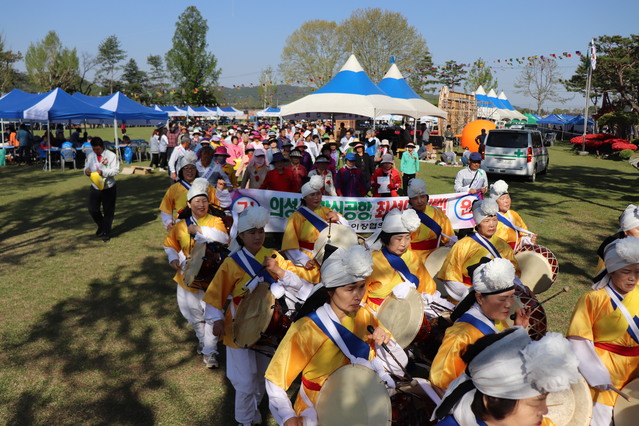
[497,91,527,121]
[475,86,503,120]
[377,64,447,119]
[280,55,417,119]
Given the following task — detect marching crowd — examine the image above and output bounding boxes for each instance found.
[83,118,639,426]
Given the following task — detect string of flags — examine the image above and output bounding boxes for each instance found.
[122,49,587,98]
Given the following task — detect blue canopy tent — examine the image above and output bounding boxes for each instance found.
[21,88,114,170]
[154,105,186,117]
[537,114,567,125]
[73,91,168,161]
[256,107,281,118]
[218,106,243,118]
[0,89,47,120]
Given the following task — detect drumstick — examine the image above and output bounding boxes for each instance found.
[509,286,569,321]
[611,386,631,402]
[367,325,412,380]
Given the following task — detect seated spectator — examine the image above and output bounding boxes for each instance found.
[371,154,401,197]
[335,153,366,197]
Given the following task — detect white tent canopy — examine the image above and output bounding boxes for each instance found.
[280,55,417,119]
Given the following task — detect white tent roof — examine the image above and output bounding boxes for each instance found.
[280,55,417,119]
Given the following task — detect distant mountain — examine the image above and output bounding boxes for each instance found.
[218,85,314,109]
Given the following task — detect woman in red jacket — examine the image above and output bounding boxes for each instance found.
[370,154,401,197]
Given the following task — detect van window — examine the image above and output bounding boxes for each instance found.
[486,131,528,148]
[532,132,542,148]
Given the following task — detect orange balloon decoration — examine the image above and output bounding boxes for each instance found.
[461,120,496,152]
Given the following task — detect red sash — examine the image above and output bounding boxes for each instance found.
[368,297,385,306]
[299,240,315,251]
[411,239,438,251]
[302,376,322,391]
[508,241,516,250]
[463,276,472,285]
[594,342,639,357]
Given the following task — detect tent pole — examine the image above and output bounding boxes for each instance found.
[47,121,51,171]
[113,118,120,162]
[581,61,593,153]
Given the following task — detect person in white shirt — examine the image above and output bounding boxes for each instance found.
[168,134,192,181]
[339,130,355,154]
[454,152,488,195]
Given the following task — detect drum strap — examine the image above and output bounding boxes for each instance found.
[382,248,420,287]
[308,306,371,361]
[469,233,501,259]
[605,284,639,344]
[179,179,191,190]
[458,304,499,336]
[231,248,276,285]
[297,206,328,232]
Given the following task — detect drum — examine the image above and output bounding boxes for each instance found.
[424,247,451,297]
[183,242,228,291]
[515,244,559,294]
[312,224,359,265]
[546,376,592,426]
[315,364,392,425]
[505,285,547,341]
[377,288,430,349]
[614,378,639,426]
[232,282,291,348]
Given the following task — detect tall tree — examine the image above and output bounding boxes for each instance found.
[165,5,221,105]
[406,54,438,97]
[279,20,344,89]
[0,35,22,93]
[77,52,96,94]
[437,60,467,92]
[258,66,279,108]
[121,58,148,96]
[464,58,498,92]
[24,31,79,92]
[338,8,430,82]
[515,58,568,115]
[564,35,639,115]
[96,35,126,94]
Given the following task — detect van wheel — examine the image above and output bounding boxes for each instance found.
[539,162,548,175]
[528,166,537,182]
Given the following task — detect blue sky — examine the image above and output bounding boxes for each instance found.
[3,0,637,110]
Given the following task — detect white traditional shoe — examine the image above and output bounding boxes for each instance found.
[203,353,218,369]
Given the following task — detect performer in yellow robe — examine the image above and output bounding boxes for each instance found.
[430,258,530,390]
[364,208,453,318]
[593,203,639,276]
[281,175,348,266]
[490,180,537,250]
[406,178,456,265]
[202,206,318,426]
[159,151,219,232]
[162,178,229,368]
[567,236,639,426]
[438,198,520,302]
[265,245,408,426]
[434,327,581,426]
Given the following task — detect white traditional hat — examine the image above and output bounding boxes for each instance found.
[301,175,324,198]
[603,236,639,274]
[472,198,499,224]
[237,206,270,234]
[434,327,580,425]
[472,258,516,294]
[320,245,373,289]
[186,177,209,201]
[620,204,639,232]
[489,180,509,199]
[382,208,420,234]
[177,151,198,175]
[407,178,427,199]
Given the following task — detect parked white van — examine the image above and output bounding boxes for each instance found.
[480,129,549,182]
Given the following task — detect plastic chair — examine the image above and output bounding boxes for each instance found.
[129,143,139,163]
[138,143,148,162]
[60,147,76,170]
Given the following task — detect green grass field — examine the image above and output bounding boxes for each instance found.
[0,141,636,424]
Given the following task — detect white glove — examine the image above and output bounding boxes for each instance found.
[392,281,413,299]
[270,282,285,299]
[519,235,534,247]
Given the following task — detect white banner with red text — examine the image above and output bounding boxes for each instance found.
[230,189,480,233]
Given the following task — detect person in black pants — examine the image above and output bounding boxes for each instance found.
[84,137,120,242]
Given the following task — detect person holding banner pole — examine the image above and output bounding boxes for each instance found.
[437,199,520,302]
[407,178,457,265]
[281,175,348,267]
[203,206,318,426]
[489,180,537,250]
[364,208,453,317]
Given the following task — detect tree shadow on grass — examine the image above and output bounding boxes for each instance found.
[3,255,236,425]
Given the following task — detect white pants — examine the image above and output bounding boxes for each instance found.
[226,346,270,424]
[176,285,218,355]
[591,402,613,426]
